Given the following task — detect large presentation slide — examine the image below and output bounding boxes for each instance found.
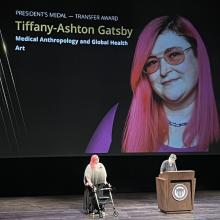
[0,1,219,157]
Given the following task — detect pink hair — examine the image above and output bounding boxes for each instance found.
[122,16,220,152]
[90,154,99,168]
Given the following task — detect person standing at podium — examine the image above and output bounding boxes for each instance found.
[160,153,177,173]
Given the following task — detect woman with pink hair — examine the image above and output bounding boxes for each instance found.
[122,15,219,152]
[85,15,219,153]
[83,154,107,214]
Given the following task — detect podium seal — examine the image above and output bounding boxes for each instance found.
[172,184,188,201]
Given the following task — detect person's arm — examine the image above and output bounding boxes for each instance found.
[160,160,166,174]
[174,162,177,171]
[85,176,93,187]
[84,165,93,187]
[102,164,108,184]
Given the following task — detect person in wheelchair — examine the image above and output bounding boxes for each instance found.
[83,154,108,215]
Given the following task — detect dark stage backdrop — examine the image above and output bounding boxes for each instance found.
[0,0,220,157]
[0,155,219,196]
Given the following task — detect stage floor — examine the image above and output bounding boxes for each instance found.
[0,191,220,219]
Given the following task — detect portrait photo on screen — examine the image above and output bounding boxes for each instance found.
[0,0,219,157]
[86,15,220,154]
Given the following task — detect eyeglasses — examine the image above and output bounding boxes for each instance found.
[143,47,192,75]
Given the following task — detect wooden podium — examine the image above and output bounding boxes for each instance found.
[156,170,196,213]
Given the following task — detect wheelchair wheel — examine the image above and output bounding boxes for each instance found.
[113,210,119,217]
[99,211,103,218]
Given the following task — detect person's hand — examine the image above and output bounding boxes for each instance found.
[85,182,93,188]
[88,182,93,188]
